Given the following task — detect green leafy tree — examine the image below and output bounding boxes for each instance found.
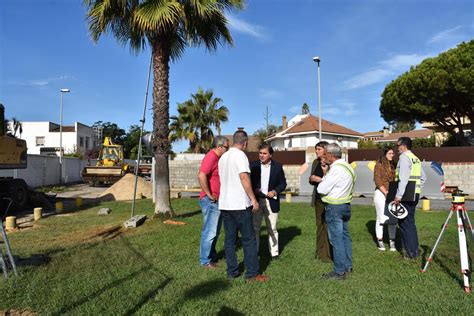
[170,88,229,153]
[302,103,310,114]
[392,121,415,133]
[252,124,281,146]
[357,139,378,149]
[124,125,151,159]
[380,40,474,146]
[85,0,243,217]
[92,121,126,145]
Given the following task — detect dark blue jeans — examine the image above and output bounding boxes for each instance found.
[325,203,353,274]
[399,196,419,258]
[221,208,259,278]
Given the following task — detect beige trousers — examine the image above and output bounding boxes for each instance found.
[253,198,279,257]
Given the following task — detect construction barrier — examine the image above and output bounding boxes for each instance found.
[352,161,445,200]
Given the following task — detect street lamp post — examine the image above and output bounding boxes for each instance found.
[59,88,70,184]
[313,56,322,142]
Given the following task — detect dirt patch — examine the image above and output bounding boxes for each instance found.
[99,174,153,201]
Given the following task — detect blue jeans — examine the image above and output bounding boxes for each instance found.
[325,203,353,274]
[199,196,222,265]
[221,208,259,278]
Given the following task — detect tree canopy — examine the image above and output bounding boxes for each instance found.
[170,88,229,153]
[85,0,243,216]
[380,40,473,145]
[92,121,126,145]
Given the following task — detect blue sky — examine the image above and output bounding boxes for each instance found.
[1,0,473,152]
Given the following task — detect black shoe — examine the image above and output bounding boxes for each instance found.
[346,267,353,273]
[227,273,241,280]
[321,271,346,280]
[271,255,279,261]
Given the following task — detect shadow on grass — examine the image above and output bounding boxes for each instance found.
[53,235,172,315]
[259,226,301,272]
[164,279,230,314]
[176,209,201,219]
[217,306,245,315]
[420,244,464,289]
[184,279,230,299]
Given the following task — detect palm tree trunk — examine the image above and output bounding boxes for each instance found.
[151,40,174,218]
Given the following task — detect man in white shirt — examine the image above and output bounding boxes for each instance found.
[317,143,355,280]
[219,130,269,282]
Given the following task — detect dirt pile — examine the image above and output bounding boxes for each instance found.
[99,174,153,201]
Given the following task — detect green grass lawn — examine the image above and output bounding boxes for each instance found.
[1,198,473,314]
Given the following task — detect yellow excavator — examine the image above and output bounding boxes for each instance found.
[0,104,29,210]
[82,137,131,186]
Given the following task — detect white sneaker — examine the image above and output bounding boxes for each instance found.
[389,240,396,252]
[377,240,386,251]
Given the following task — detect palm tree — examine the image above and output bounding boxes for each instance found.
[84,0,243,218]
[11,118,23,138]
[170,88,229,153]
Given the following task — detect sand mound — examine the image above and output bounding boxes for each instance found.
[99,173,153,201]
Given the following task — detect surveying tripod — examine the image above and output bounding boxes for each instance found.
[421,190,473,293]
[0,198,18,278]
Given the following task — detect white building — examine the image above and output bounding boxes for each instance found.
[12,121,98,156]
[266,114,363,151]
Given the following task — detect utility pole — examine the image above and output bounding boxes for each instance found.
[264,105,271,133]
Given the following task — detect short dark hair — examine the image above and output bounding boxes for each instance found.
[397,137,412,150]
[258,143,274,155]
[315,141,329,149]
[233,130,248,145]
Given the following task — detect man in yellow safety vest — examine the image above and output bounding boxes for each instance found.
[317,143,356,280]
[394,137,426,260]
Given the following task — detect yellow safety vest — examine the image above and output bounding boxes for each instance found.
[395,151,422,194]
[322,163,356,205]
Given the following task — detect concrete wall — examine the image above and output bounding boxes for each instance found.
[443,162,474,196]
[169,159,201,189]
[0,154,87,187]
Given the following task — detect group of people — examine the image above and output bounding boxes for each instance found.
[198,130,286,282]
[198,129,426,282]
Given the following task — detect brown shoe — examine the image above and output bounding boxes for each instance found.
[245,274,270,283]
[202,262,218,270]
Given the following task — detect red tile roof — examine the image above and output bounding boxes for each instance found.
[281,115,362,137]
[374,129,433,142]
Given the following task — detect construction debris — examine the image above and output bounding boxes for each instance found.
[123,215,147,228]
[99,174,153,201]
[97,208,112,215]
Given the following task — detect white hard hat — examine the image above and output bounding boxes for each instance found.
[388,201,408,219]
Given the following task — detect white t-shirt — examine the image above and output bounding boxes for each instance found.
[218,147,251,210]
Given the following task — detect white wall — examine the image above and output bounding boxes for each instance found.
[0,155,87,187]
[14,121,97,156]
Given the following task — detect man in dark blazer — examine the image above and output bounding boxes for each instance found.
[250,143,287,259]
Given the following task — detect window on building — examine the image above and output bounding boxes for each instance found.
[36,136,45,146]
[85,137,90,149]
[300,137,306,148]
[79,137,84,147]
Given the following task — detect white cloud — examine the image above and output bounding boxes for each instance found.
[259,89,282,99]
[380,53,431,69]
[226,14,265,39]
[344,69,392,90]
[428,25,463,44]
[324,101,358,117]
[8,75,71,87]
[344,53,432,90]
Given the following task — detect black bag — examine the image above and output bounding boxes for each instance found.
[386,181,416,202]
